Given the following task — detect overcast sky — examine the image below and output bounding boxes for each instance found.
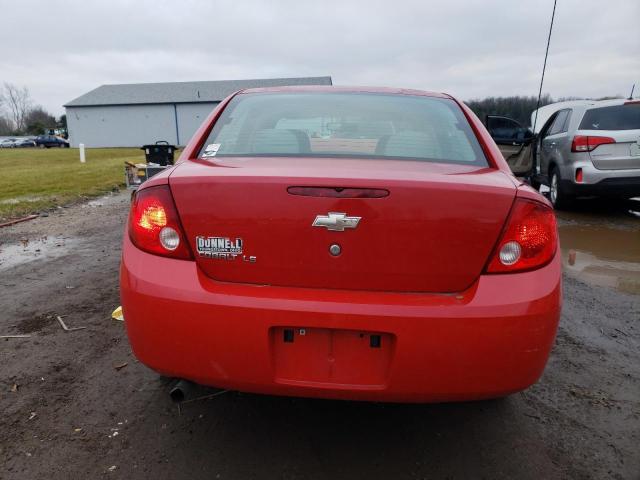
[0,0,638,115]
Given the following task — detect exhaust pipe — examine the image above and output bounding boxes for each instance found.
[170,379,195,403]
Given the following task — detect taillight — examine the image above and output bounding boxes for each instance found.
[128,185,193,260]
[575,168,583,183]
[486,198,557,273]
[571,135,615,152]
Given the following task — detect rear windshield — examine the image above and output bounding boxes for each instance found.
[579,103,640,131]
[198,92,487,166]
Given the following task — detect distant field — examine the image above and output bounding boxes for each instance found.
[0,148,146,220]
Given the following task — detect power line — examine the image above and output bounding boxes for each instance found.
[532,0,558,135]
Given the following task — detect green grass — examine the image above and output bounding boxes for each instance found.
[0,148,147,220]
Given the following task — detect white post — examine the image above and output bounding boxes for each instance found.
[79,143,86,163]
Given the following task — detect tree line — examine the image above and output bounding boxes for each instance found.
[465,94,623,127]
[465,94,553,127]
[0,82,66,136]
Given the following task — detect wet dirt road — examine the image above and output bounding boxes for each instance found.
[0,194,639,480]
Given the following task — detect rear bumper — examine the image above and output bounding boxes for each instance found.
[558,159,640,198]
[561,176,640,198]
[120,235,562,403]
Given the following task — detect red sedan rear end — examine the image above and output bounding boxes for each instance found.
[120,86,561,402]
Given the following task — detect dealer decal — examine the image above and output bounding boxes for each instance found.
[201,143,221,158]
[195,236,256,262]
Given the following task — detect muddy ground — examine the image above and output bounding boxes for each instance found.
[0,192,639,480]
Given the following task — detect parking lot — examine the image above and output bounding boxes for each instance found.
[0,192,638,479]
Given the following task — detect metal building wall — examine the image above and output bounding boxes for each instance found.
[66,102,219,148]
[175,103,218,145]
[66,104,177,147]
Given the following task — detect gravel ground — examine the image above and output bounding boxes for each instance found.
[0,192,638,480]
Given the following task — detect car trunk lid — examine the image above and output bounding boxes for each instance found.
[169,158,516,293]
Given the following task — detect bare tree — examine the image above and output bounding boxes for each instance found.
[0,91,5,133]
[1,83,32,132]
[0,115,12,135]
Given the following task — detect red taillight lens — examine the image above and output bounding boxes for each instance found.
[486,198,557,273]
[575,168,583,183]
[128,185,192,260]
[571,135,615,152]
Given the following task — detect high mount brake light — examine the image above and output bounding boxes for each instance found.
[571,135,615,152]
[486,198,557,273]
[128,185,192,260]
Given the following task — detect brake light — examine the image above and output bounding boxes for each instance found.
[128,185,192,259]
[486,198,557,273]
[287,186,389,198]
[571,135,615,152]
[575,168,583,183]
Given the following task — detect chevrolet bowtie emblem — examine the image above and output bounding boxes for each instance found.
[312,212,361,232]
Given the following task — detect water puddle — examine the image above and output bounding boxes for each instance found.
[0,236,80,272]
[557,206,640,295]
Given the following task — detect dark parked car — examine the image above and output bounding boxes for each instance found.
[35,135,69,148]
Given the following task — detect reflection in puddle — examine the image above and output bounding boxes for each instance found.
[557,207,640,295]
[0,236,79,271]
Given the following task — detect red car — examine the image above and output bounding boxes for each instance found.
[121,86,561,403]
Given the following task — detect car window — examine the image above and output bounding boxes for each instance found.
[198,92,487,166]
[579,103,640,130]
[548,109,570,135]
[486,116,522,140]
[560,110,572,131]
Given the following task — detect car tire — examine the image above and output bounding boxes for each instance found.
[549,167,573,210]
